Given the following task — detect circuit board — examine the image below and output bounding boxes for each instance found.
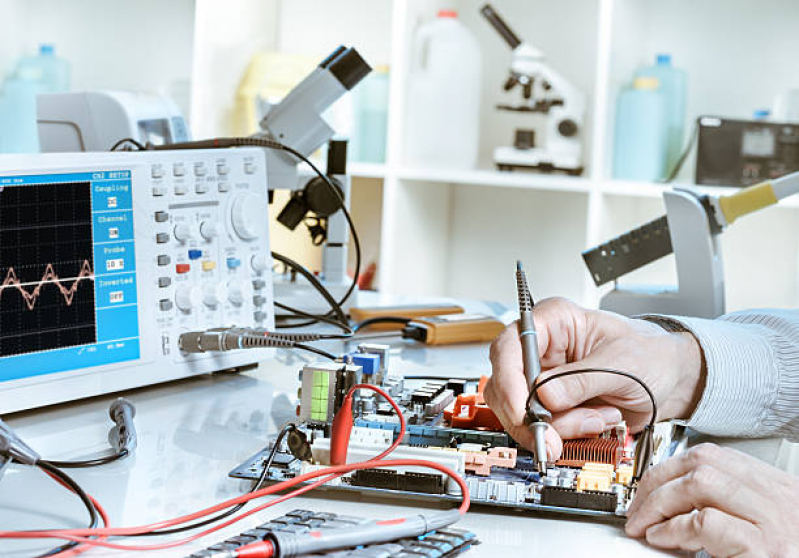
[230,344,685,520]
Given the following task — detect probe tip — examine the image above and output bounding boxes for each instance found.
[516,260,523,271]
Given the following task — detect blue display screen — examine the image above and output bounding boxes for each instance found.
[0,171,141,382]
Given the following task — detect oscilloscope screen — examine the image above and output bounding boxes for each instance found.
[0,181,97,357]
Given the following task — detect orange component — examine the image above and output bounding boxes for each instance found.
[556,438,621,468]
[464,447,517,476]
[443,393,503,431]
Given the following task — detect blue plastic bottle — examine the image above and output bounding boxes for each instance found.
[613,77,667,181]
[635,54,686,172]
[0,67,40,153]
[17,44,70,93]
[351,66,389,163]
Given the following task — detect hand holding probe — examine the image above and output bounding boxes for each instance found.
[515,261,552,474]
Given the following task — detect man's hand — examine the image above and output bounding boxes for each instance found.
[484,297,705,459]
[626,443,799,557]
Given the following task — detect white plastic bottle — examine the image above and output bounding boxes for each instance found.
[404,10,481,169]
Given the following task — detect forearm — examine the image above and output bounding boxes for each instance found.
[662,309,799,441]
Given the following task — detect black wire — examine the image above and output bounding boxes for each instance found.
[527,368,658,429]
[352,316,412,333]
[293,343,337,361]
[272,251,348,327]
[274,301,352,335]
[43,449,128,469]
[109,137,145,151]
[35,461,99,558]
[130,424,297,537]
[275,142,361,308]
[662,119,699,183]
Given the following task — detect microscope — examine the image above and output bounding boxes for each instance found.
[256,46,371,315]
[481,4,585,175]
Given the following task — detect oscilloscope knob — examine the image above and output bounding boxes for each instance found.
[226,280,252,306]
[231,194,264,241]
[199,221,219,241]
[202,282,228,308]
[175,284,202,311]
[174,223,193,243]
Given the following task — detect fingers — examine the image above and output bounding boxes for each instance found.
[535,353,631,413]
[626,463,767,538]
[628,444,776,519]
[548,405,623,439]
[644,508,762,557]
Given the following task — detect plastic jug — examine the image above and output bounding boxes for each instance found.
[634,54,686,171]
[17,44,70,93]
[351,65,389,163]
[0,67,40,153]
[613,77,667,181]
[404,10,481,168]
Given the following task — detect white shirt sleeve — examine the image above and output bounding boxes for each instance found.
[663,309,799,441]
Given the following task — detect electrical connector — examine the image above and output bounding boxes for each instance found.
[0,418,40,465]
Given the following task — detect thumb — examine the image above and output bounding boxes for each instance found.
[535,356,629,414]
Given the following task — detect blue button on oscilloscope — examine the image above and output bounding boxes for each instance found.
[188,250,202,260]
[226,257,241,269]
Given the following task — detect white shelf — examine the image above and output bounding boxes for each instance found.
[396,166,592,193]
[349,162,388,179]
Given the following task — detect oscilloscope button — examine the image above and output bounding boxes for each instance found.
[176,263,191,274]
[152,185,166,197]
[157,255,171,266]
[254,311,267,322]
[231,194,264,240]
[217,163,230,175]
[253,295,266,307]
[195,183,209,194]
[251,254,268,273]
[226,257,241,269]
[202,282,227,307]
[227,281,247,305]
[175,285,201,311]
[154,211,169,223]
[199,221,219,240]
[158,277,172,288]
[156,232,170,244]
[188,250,202,260]
[174,184,188,196]
[173,163,186,177]
[218,182,231,193]
[174,223,193,242]
[194,163,207,177]
[151,165,164,179]
[159,299,173,311]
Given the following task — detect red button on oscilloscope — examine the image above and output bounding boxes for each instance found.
[175,264,191,274]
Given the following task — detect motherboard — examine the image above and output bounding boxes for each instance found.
[230,344,684,520]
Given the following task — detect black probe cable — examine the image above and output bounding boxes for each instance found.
[128,423,298,537]
[527,367,657,429]
[527,367,658,482]
[42,449,129,469]
[271,251,349,329]
[351,316,412,333]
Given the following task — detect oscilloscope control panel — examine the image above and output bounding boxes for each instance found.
[0,148,274,413]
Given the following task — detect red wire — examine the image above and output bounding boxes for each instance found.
[2,383,468,552]
[41,469,110,558]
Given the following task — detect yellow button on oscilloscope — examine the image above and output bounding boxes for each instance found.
[201,261,216,271]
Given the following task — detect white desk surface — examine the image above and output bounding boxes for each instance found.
[1,301,796,557]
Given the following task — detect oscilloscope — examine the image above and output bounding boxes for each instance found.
[0,147,274,413]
